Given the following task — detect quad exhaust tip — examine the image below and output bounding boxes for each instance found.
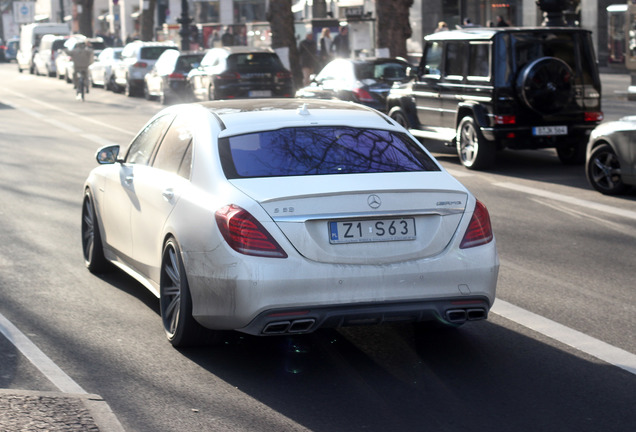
[445,308,487,323]
[263,319,316,335]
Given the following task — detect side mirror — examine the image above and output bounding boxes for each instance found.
[95,145,121,164]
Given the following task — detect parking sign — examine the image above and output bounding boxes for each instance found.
[13,1,35,24]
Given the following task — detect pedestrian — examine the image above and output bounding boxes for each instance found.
[496,15,510,27]
[462,18,477,28]
[319,27,332,68]
[332,26,350,58]
[298,32,318,86]
[221,27,235,46]
[434,21,449,33]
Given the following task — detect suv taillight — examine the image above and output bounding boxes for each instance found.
[132,61,148,68]
[460,200,493,249]
[494,115,516,125]
[584,111,604,122]
[215,205,288,258]
[168,72,185,81]
[215,71,240,80]
[353,87,374,103]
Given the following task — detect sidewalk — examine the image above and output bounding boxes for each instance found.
[0,389,125,431]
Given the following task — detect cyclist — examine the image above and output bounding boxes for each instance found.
[70,40,94,99]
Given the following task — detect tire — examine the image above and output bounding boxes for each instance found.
[125,78,135,97]
[108,75,119,92]
[456,116,495,170]
[556,142,586,165]
[81,191,109,273]
[585,143,629,195]
[516,57,573,115]
[160,238,213,347]
[390,109,410,129]
[143,83,152,100]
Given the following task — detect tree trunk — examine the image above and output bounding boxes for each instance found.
[267,0,303,90]
[376,0,413,58]
[140,0,158,41]
[77,0,94,37]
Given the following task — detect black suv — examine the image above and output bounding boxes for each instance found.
[387,27,603,169]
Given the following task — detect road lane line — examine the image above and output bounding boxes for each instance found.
[494,182,636,220]
[492,299,636,376]
[1,88,136,136]
[0,311,87,394]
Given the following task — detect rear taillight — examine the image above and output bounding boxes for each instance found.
[584,111,604,122]
[132,61,148,68]
[353,87,374,102]
[494,115,516,125]
[215,71,240,80]
[215,205,287,258]
[275,71,292,81]
[460,200,493,249]
[168,72,185,81]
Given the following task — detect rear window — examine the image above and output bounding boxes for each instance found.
[510,31,598,85]
[220,126,439,179]
[355,62,408,81]
[176,55,204,72]
[227,53,283,72]
[52,39,67,50]
[140,46,177,60]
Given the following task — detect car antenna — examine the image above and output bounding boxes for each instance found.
[297,103,310,116]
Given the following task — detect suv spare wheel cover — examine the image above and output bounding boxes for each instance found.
[516,56,573,114]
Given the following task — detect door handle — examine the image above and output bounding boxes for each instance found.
[124,176,133,185]
[162,189,175,201]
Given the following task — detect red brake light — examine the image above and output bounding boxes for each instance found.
[584,111,604,122]
[494,115,516,125]
[168,72,185,81]
[215,71,240,80]
[276,71,291,81]
[460,200,493,249]
[133,61,148,68]
[215,205,287,258]
[353,87,374,103]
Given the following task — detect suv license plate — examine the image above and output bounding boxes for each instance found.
[329,218,416,244]
[532,126,567,136]
[249,90,272,97]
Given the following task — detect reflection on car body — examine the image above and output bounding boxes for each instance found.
[296,57,411,112]
[81,99,498,347]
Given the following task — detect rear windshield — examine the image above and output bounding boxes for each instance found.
[176,54,204,72]
[140,46,177,60]
[220,126,439,179]
[227,53,283,72]
[510,31,598,85]
[355,61,408,81]
[52,39,67,50]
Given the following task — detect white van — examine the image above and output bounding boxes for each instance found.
[17,23,70,74]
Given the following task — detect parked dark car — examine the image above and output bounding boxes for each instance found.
[295,57,410,112]
[585,116,636,195]
[144,50,204,104]
[187,47,293,101]
[387,27,603,170]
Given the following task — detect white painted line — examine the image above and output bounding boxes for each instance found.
[492,299,636,376]
[1,87,136,136]
[81,133,119,147]
[0,311,87,394]
[43,117,82,133]
[445,167,474,178]
[494,182,636,221]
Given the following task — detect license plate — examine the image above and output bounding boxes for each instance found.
[532,125,567,136]
[329,218,416,244]
[249,90,271,97]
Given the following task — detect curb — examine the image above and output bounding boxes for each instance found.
[0,389,125,432]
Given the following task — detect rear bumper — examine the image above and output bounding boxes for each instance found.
[184,240,499,334]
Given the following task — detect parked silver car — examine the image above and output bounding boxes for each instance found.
[112,40,177,97]
[88,47,123,91]
[586,116,636,195]
[81,99,499,347]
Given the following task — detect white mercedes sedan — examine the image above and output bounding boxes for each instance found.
[81,99,499,347]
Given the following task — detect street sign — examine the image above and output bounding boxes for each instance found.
[13,1,35,24]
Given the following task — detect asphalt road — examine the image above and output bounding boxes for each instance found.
[0,62,635,432]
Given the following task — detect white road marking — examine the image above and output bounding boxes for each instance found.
[491,300,636,376]
[0,311,87,394]
[494,182,636,220]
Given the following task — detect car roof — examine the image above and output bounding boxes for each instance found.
[193,98,395,135]
[425,26,592,41]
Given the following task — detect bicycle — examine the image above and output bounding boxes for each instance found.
[76,69,89,101]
